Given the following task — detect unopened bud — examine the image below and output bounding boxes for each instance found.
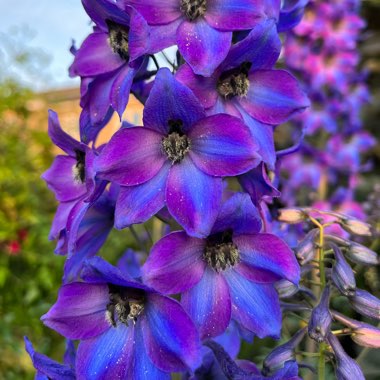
[263,328,307,375]
[278,208,307,224]
[331,244,356,297]
[346,242,379,266]
[338,217,372,237]
[349,288,380,320]
[275,280,315,300]
[275,279,299,299]
[328,333,365,380]
[324,234,350,247]
[308,286,332,343]
[295,229,319,265]
[332,311,380,348]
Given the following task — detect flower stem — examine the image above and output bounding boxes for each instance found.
[318,343,326,380]
[309,216,328,379]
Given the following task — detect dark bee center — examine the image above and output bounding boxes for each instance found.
[73,150,86,184]
[106,284,145,327]
[203,229,240,272]
[217,62,252,99]
[180,0,207,21]
[162,119,191,164]
[107,20,130,61]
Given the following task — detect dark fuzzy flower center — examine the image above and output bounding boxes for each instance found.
[106,284,145,327]
[217,62,252,99]
[162,119,190,164]
[180,0,207,21]
[203,230,240,272]
[107,20,130,61]
[72,150,86,184]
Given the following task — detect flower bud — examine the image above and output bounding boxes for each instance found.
[327,333,365,380]
[346,242,379,266]
[308,286,332,343]
[275,280,315,300]
[332,311,380,348]
[331,244,356,297]
[324,234,350,247]
[263,327,307,375]
[278,208,307,224]
[349,288,380,320]
[275,279,299,299]
[338,217,372,237]
[295,229,319,265]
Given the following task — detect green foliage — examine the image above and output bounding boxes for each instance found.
[0,108,68,379]
[0,35,63,378]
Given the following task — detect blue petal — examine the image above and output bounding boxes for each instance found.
[142,293,201,372]
[24,337,75,380]
[236,106,276,169]
[222,18,281,71]
[212,192,262,236]
[166,156,223,238]
[224,270,281,338]
[115,162,170,229]
[76,324,134,379]
[143,68,205,135]
[182,267,231,340]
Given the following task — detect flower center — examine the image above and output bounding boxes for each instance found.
[203,230,240,272]
[162,119,190,164]
[180,0,207,21]
[72,150,86,184]
[106,285,145,327]
[217,62,251,99]
[107,20,130,61]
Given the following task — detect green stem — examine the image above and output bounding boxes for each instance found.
[309,216,328,379]
[318,343,326,380]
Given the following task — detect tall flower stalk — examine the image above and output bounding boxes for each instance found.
[24,0,379,379]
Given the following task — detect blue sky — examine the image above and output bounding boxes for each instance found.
[0,0,91,90]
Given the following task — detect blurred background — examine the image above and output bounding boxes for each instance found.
[0,0,379,378]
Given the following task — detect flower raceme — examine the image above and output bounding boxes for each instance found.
[95,68,261,237]
[34,0,315,378]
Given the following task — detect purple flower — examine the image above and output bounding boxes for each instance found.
[96,68,260,237]
[25,337,76,380]
[42,257,201,378]
[142,193,300,339]
[69,0,155,142]
[126,0,280,76]
[42,110,105,252]
[176,19,309,168]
